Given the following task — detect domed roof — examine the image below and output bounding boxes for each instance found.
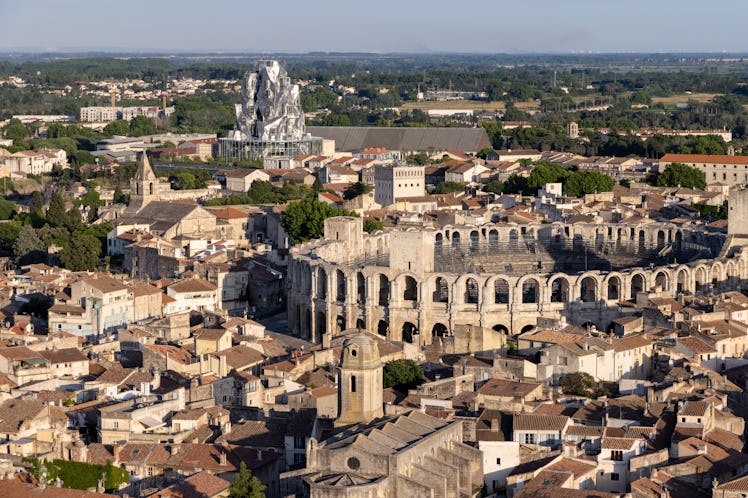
[340,334,381,370]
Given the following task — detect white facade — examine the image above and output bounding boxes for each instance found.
[479,440,520,493]
[374,164,425,206]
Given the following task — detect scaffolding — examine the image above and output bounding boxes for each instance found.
[219,136,324,162]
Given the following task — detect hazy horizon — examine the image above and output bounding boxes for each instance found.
[2,0,747,54]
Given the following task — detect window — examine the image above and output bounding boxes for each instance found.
[294,436,305,449]
[611,473,620,481]
[113,421,118,429]
[351,375,356,393]
[611,450,623,461]
[524,433,535,444]
[293,453,306,465]
[496,458,501,465]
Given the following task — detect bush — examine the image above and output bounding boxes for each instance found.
[383,359,425,392]
[27,458,129,492]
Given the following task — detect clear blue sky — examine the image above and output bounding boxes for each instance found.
[1,0,746,53]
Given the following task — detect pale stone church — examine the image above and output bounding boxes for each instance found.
[282,333,483,497]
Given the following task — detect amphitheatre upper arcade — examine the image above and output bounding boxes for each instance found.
[288,209,748,349]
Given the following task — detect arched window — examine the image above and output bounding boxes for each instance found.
[522,279,539,304]
[433,277,449,303]
[465,278,479,304]
[494,279,509,304]
[403,276,418,301]
[580,277,597,302]
[607,277,620,301]
[551,278,569,303]
[317,268,327,299]
[378,275,389,306]
[336,270,346,302]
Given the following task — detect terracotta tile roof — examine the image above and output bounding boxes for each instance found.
[168,278,217,293]
[660,153,748,165]
[514,414,569,432]
[153,471,230,498]
[211,345,265,369]
[478,378,541,398]
[679,400,709,417]
[39,347,87,364]
[601,436,639,450]
[217,419,286,448]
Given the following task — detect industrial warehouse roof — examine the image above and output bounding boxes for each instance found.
[307,126,492,153]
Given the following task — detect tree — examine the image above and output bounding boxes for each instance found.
[113,186,128,204]
[383,359,425,392]
[655,162,707,189]
[483,179,505,194]
[228,461,266,498]
[0,198,17,220]
[559,372,596,397]
[129,115,156,137]
[363,218,383,233]
[343,182,372,200]
[3,118,27,142]
[46,193,68,228]
[476,147,494,160]
[432,181,465,194]
[13,225,46,265]
[103,120,129,136]
[59,230,100,271]
[311,177,324,193]
[280,196,359,244]
[31,191,43,213]
[564,170,614,197]
[527,162,569,191]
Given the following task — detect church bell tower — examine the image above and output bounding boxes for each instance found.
[336,334,383,426]
[126,152,160,214]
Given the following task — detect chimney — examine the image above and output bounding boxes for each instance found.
[697,443,707,455]
[113,444,121,461]
[490,418,499,433]
[219,452,227,466]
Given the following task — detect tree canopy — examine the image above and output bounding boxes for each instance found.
[655,162,707,189]
[280,196,360,244]
[383,359,425,392]
[564,170,614,197]
[228,462,266,498]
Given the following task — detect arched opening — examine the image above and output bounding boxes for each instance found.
[580,277,597,302]
[677,270,688,293]
[317,268,327,299]
[402,322,417,343]
[550,278,569,303]
[378,275,390,306]
[316,311,326,337]
[433,277,449,303]
[465,278,479,304]
[336,315,345,333]
[403,276,418,301]
[377,320,388,336]
[520,324,534,334]
[336,270,346,302]
[356,318,365,330]
[607,277,620,301]
[509,230,519,243]
[581,321,597,332]
[695,267,708,292]
[357,272,366,304]
[452,232,461,248]
[654,271,668,291]
[494,279,509,304]
[675,231,683,251]
[488,230,499,247]
[631,274,645,296]
[469,230,480,252]
[638,231,646,252]
[522,279,539,304]
[149,182,154,195]
[657,230,666,248]
[432,323,449,337]
[435,233,443,255]
[304,309,312,339]
[492,324,509,335]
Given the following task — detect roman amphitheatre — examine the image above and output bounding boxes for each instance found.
[287,200,748,350]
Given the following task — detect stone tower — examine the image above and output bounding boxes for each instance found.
[126,152,161,214]
[728,185,748,237]
[336,334,383,426]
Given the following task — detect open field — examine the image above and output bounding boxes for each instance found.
[651,93,720,105]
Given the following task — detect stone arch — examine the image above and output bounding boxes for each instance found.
[580,276,598,302]
[631,273,646,296]
[493,278,510,304]
[432,323,449,337]
[676,267,690,294]
[378,274,390,306]
[549,276,570,303]
[469,230,480,252]
[521,277,540,304]
[492,324,509,335]
[520,324,535,334]
[465,277,479,304]
[317,268,327,300]
[336,315,345,333]
[488,229,499,247]
[402,322,418,343]
[435,233,444,255]
[606,275,621,301]
[336,269,346,302]
[433,276,449,303]
[654,271,668,291]
[377,320,388,336]
[403,275,418,301]
[695,266,709,292]
[356,272,366,304]
[638,230,646,252]
[452,231,461,248]
[710,262,724,285]
[356,318,365,330]
[581,321,598,332]
[657,230,666,247]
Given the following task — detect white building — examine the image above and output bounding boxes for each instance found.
[374,164,425,206]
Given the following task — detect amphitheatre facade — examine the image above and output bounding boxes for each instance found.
[288,205,748,348]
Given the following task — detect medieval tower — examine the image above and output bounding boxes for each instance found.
[126,152,161,215]
[336,334,383,426]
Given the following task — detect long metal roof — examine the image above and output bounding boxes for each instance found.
[307,126,491,153]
